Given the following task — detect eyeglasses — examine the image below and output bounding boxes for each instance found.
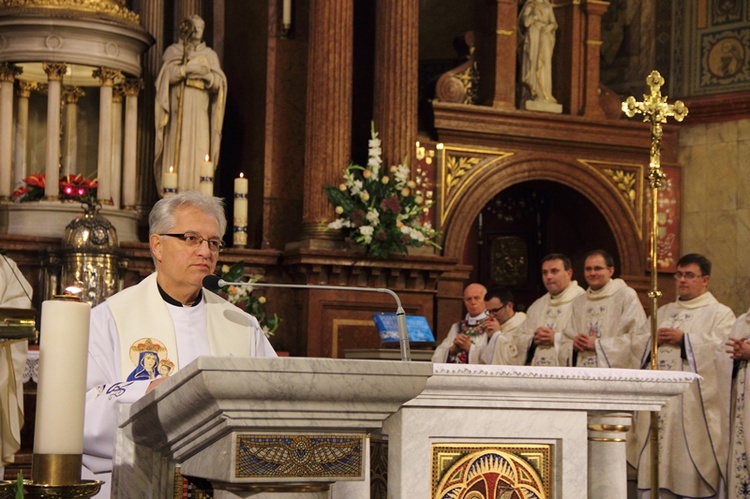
[487,303,508,314]
[160,232,225,253]
[673,271,704,280]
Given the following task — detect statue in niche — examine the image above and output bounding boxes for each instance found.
[154,15,227,194]
[519,0,562,113]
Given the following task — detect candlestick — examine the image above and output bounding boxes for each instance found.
[283,0,292,27]
[163,165,178,197]
[34,299,91,456]
[199,154,214,197]
[234,173,248,247]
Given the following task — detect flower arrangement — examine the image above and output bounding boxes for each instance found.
[213,261,281,337]
[324,123,440,259]
[12,173,98,204]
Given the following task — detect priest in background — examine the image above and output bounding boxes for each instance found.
[432,283,491,364]
[726,295,750,497]
[82,192,275,497]
[478,287,527,365]
[632,253,734,498]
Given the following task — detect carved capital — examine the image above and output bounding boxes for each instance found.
[63,85,85,104]
[92,67,122,87]
[43,62,67,81]
[112,84,125,102]
[121,77,143,97]
[17,80,36,98]
[0,63,22,83]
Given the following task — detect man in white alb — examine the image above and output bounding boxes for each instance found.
[479,287,528,365]
[632,253,734,498]
[432,283,492,364]
[82,191,276,497]
[517,253,584,366]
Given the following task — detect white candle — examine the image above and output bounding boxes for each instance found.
[199,154,214,197]
[283,0,292,27]
[233,173,249,247]
[33,299,91,455]
[163,165,178,197]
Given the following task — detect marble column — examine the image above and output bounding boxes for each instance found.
[492,0,517,108]
[62,86,85,176]
[43,62,67,201]
[300,0,353,242]
[94,67,121,206]
[14,81,34,187]
[582,0,609,119]
[122,78,142,210]
[0,63,21,200]
[175,0,202,30]
[588,412,632,499]
[111,85,124,208]
[372,0,418,168]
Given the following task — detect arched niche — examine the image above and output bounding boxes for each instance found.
[441,153,646,277]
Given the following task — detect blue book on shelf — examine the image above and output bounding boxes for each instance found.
[372,313,435,344]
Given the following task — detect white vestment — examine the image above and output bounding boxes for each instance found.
[432,311,491,364]
[561,278,648,369]
[516,281,585,366]
[479,311,528,365]
[632,292,734,497]
[83,273,276,497]
[0,256,32,468]
[728,309,750,497]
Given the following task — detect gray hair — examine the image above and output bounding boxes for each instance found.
[149,191,227,236]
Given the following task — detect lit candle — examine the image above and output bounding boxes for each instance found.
[163,165,178,197]
[233,173,249,247]
[33,299,91,455]
[283,0,292,28]
[199,154,214,197]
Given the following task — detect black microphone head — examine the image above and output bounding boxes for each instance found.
[202,274,225,291]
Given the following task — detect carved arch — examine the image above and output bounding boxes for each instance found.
[441,153,645,275]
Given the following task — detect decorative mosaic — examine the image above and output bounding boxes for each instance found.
[235,434,363,478]
[700,28,750,89]
[432,443,551,499]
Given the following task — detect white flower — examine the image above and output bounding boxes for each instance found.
[366,208,380,226]
[393,163,410,187]
[359,225,374,244]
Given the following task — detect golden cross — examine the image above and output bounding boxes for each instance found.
[622,70,688,188]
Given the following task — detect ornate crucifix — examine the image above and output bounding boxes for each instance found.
[622,69,688,496]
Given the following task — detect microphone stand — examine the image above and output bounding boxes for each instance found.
[217,280,412,362]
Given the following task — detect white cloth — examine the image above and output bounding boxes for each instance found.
[0,256,32,466]
[561,278,648,369]
[728,310,750,497]
[479,311,528,365]
[632,292,735,497]
[517,281,585,366]
[431,311,491,364]
[83,273,276,496]
[154,38,227,193]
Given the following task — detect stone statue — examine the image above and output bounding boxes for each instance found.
[154,15,227,194]
[520,0,561,113]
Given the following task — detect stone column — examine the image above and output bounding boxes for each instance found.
[582,0,609,118]
[0,63,21,200]
[14,81,34,187]
[300,0,353,243]
[122,78,142,210]
[175,0,202,30]
[475,0,517,109]
[111,85,124,208]
[372,0,418,168]
[62,86,85,176]
[94,67,122,206]
[588,412,632,499]
[43,62,67,200]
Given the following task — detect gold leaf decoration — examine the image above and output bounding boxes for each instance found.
[603,168,637,207]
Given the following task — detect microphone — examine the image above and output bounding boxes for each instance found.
[203,274,412,362]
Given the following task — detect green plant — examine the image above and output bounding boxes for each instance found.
[214,261,281,337]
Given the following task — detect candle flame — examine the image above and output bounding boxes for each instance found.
[240,172,245,179]
[205,154,210,162]
[169,165,175,173]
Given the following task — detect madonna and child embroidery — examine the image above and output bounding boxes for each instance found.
[127,338,175,381]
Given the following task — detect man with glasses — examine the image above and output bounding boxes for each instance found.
[630,253,734,498]
[432,283,492,364]
[515,253,585,366]
[478,287,528,365]
[561,249,648,369]
[82,191,276,496]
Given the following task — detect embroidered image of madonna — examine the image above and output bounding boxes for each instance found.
[127,338,170,381]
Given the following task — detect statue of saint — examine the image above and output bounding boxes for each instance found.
[154,15,227,194]
[520,0,560,110]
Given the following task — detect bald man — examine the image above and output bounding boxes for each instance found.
[432,283,493,364]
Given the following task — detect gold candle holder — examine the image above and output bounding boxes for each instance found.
[23,453,101,498]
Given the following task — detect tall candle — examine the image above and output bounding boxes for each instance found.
[33,299,91,455]
[199,154,214,197]
[163,165,178,197]
[233,173,249,247]
[282,0,292,27]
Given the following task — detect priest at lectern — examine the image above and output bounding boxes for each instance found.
[81,191,276,497]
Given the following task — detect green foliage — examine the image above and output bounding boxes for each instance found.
[213,261,281,337]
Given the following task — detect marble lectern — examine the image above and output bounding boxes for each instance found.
[113,358,696,498]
